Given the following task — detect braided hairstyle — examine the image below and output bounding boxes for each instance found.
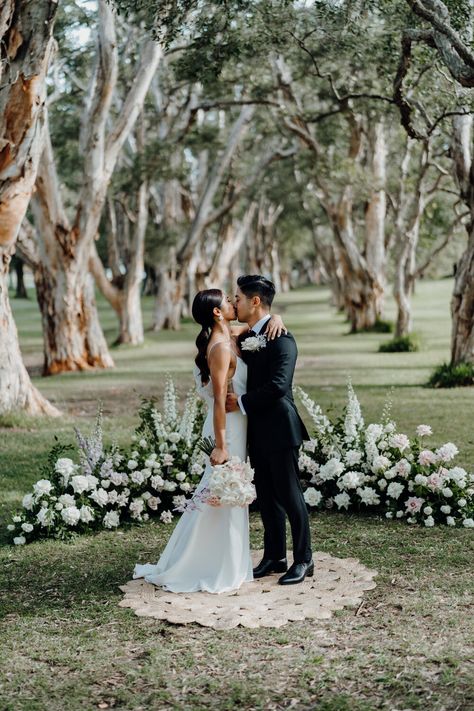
[192,289,224,384]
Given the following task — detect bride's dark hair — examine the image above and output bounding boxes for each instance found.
[192,288,224,384]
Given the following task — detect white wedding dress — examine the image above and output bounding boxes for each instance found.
[133,354,253,593]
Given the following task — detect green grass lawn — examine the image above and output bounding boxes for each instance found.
[1,279,473,710]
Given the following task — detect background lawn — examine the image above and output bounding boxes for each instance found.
[0,278,473,710]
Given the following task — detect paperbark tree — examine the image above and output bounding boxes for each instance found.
[29,0,162,374]
[0,0,60,415]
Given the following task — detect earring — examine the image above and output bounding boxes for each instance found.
[217,314,224,321]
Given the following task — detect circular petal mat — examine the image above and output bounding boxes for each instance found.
[118,550,377,630]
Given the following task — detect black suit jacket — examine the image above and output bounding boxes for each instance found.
[240,327,309,453]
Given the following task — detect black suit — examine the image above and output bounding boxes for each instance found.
[240,322,312,564]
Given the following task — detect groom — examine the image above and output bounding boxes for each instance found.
[226,274,313,585]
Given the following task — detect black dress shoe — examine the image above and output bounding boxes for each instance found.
[278,560,314,585]
[253,557,288,578]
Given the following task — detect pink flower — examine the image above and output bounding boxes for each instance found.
[426,473,443,490]
[418,450,436,466]
[405,496,424,513]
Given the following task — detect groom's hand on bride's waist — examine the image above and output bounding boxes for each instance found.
[225,393,239,412]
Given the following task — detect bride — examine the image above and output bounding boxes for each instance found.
[133,288,286,594]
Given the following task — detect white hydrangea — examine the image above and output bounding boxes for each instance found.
[303,487,323,507]
[333,492,351,510]
[442,487,453,498]
[103,511,120,528]
[386,482,405,500]
[319,458,345,482]
[338,471,363,490]
[357,486,380,506]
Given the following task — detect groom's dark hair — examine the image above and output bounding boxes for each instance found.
[237,274,276,308]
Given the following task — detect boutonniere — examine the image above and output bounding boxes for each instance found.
[241,334,267,352]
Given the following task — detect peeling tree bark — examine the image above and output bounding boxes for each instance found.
[0,0,60,415]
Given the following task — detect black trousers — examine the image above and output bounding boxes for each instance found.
[249,445,312,564]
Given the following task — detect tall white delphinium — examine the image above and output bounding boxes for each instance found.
[343,380,364,445]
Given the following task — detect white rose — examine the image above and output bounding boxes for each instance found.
[127,460,138,470]
[13,536,26,545]
[86,474,99,490]
[442,487,453,498]
[58,494,76,507]
[33,479,53,497]
[334,492,351,510]
[79,505,95,523]
[396,510,404,518]
[175,472,186,482]
[462,518,474,528]
[13,515,21,523]
[61,506,81,526]
[22,493,34,510]
[7,524,15,531]
[446,516,455,526]
[303,487,323,507]
[70,475,90,494]
[21,523,34,533]
[180,482,191,492]
[424,515,435,527]
[385,512,393,519]
[458,498,467,507]
[147,496,161,510]
[377,478,387,490]
[89,488,109,507]
[160,510,173,523]
[386,482,405,500]
[338,471,363,490]
[423,506,433,516]
[163,481,177,492]
[440,505,451,514]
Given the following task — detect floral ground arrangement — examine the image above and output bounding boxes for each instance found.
[297,383,474,528]
[7,378,474,544]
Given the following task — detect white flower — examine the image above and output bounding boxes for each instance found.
[172,494,187,509]
[462,518,474,528]
[13,515,21,523]
[241,335,267,352]
[7,524,15,531]
[334,492,351,510]
[304,487,323,507]
[147,496,161,510]
[61,506,81,526]
[319,458,345,482]
[385,512,393,519]
[446,516,455,526]
[387,482,405,500]
[103,511,120,528]
[160,510,173,523]
[377,478,387,490]
[378,440,388,451]
[440,505,451,514]
[424,515,435,527]
[129,498,145,518]
[55,457,77,485]
[446,467,467,487]
[435,443,459,463]
[101,479,110,489]
[139,438,148,448]
[423,506,433,516]
[58,494,76,507]
[180,482,192,492]
[127,460,138,470]
[418,450,436,466]
[21,523,34,533]
[442,487,453,498]
[345,449,362,466]
[389,433,410,452]
[168,432,181,444]
[33,479,53,497]
[79,505,95,523]
[175,472,186,482]
[396,510,404,518]
[416,425,432,437]
[372,455,390,473]
[86,474,99,490]
[162,454,174,467]
[394,459,411,478]
[190,463,204,476]
[414,474,428,486]
[22,493,34,510]
[36,507,55,527]
[110,471,125,486]
[405,496,424,514]
[338,471,363,490]
[89,488,109,507]
[130,470,145,485]
[458,498,467,508]
[151,474,164,490]
[163,481,177,492]
[357,486,380,506]
[13,536,26,545]
[70,475,90,494]
[303,439,317,453]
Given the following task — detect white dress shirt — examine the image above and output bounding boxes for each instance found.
[237,315,272,415]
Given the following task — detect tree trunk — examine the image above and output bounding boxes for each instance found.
[153,261,184,331]
[0,0,60,415]
[0,253,59,415]
[13,257,28,298]
[450,112,474,364]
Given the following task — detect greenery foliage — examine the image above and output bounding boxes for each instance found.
[428,361,474,388]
